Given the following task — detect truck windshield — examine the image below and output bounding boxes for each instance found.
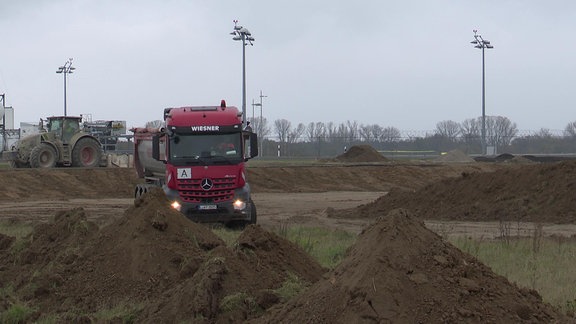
[169,133,242,163]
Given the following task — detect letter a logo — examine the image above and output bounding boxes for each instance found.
[177,168,192,179]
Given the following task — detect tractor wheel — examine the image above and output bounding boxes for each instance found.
[9,160,29,168]
[72,138,102,167]
[29,143,58,168]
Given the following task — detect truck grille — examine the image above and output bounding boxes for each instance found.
[176,177,235,203]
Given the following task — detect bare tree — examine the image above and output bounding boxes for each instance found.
[288,123,306,144]
[359,124,383,143]
[306,122,327,142]
[381,126,401,143]
[248,117,271,139]
[536,128,553,138]
[435,120,461,142]
[274,119,291,144]
[305,122,317,143]
[460,118,481,144]
[336,123,347,142]
[145,120,164,129]
[325,122,337,143]
[346,120,359,142]
[485,116,518,148]
[564,121,576,137]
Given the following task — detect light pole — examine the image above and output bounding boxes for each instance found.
[230,20,255,128]
[252,90,267,155]
[471,30,493,155]
[56,58,75,116]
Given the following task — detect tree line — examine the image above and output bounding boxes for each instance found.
[248,116,576,157]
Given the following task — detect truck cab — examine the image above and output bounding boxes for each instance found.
[134,100,258,225]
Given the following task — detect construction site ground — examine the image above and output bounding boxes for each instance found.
[1,158,575,239]
[0,146,575,322]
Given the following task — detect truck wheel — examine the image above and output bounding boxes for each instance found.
[29,143,57,168]
[135,184,151,199]
[72,138,102,167]
[248,199,257,224]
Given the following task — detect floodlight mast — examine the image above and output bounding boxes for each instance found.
[470,30,494,155]
[230,20,255,128]
[56,58,76,116]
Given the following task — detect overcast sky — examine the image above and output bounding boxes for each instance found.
[1,0,575,133]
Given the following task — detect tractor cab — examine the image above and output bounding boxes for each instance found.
[45,116,82,144]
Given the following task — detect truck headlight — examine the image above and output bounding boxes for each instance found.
[233,199,246,211]
[170,200,182,211]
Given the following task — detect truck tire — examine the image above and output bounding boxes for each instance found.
[72,138,102,167]
[248,199,257,224]
[29,143,58,168]
[135,184,154,200]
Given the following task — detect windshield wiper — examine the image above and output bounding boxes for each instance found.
[209,155,233,164]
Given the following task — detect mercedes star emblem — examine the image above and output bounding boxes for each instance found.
[201,178,213,191]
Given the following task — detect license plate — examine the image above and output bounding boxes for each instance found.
[198,204,217,210]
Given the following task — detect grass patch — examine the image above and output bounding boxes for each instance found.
[212,226,241,247]
[219,292,261,316]
[0,303,36,323]
[450,235,576,315]
[212,224,355,269]
[274,272,308,302]
[92,301,143,323]
[0,220,33,239]
[275,225,355,269]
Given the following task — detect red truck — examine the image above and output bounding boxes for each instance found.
[132,100,258,225]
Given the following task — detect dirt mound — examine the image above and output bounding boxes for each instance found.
[508,155,538,164]
[333,145,389,163]
[48,188,226,312]
[434,149,475,163]
[142,225,325,322]
[0,188,326,323]
[0,208,100,305]
[257,209,567,323]
[329,160,576,223]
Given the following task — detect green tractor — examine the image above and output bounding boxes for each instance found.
[4,116,104,168]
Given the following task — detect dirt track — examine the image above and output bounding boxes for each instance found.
[0,162,507,236]
[1,161,575,239]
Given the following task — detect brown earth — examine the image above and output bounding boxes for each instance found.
[331,144,389,163]
[328,160,576,224]
[0,189,325,323]
[255,209,566,323]
[0,148,575,322]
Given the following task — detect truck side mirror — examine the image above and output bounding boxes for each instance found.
[243,132,258,160]
[152,134,166,162]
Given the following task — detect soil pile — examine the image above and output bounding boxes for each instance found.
[434,149,475,163]
[142,223,325,323]
[333,145,389,163]
[0,188,325,323]
[256,209,568,323]
[329,160,576,223]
